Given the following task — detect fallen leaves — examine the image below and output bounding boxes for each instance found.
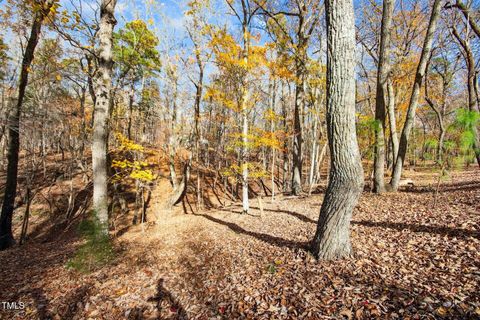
[0,170,479,319]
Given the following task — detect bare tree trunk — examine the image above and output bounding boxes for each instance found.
[240,12,250,214]
[309,108,319,189]
[451,1,480,39]
[0,0,55,250]
[292,54,305,195]
[425,73,446,163]
[127,81,134,140]
[390,0,442,190]
[387,78,398,169]
[241,110,249,213]
[270,80,276,201]
[281,83,289,192]
[20,187,32,245]
[311,0,364,260]
[168,160,191,207]
[92,0,117,233]
[194,59,204,210]
[373,0,394,194]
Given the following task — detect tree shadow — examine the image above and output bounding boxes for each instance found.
[224,205,318,224]
[54,284,90,319]
[27,185,92,242]
[0,237,89,319]
[148,278,188,320]
[203,178,224,207]
[352,220,479,239]
[31,287,50,320]
[250,206,317,224]
[194,213,309,250]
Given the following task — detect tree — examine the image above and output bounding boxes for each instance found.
[390,0,442,191]
[311,0,364,259]
[0,0,57,250]
[447,0,480,39]
[424,47,459,163]
[450,18,480,166]
[185,0,209,209]
[113,19,161,140]
[213,0,261,214]
[373,0,394,194]
[257,0,322,196]
[92,0,117,234]
[0,36,8,81]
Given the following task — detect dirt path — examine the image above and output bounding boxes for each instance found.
[0,169,479,319]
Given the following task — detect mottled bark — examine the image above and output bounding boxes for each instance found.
[92,0,117,233]
[311,0,364,260]
[373,0,394,194]
[0,0,55,250]
[390,0,442,190]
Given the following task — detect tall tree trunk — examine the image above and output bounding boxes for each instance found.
[241,111,249,213]
[373,0,394,194]
[292,48,306,195]
[86,54,97,127]
[281,83,289,191]
[386,78,399,170]
[241,17,250,214]
[92,0,117,233]
[311,0,364,260]
[390,0,442,190]
[127,81,134,140]
[309,111,318,188]
[168,76,179,188]
[0,0,54,250]
[270,79,276,201]
[194,69,204,210]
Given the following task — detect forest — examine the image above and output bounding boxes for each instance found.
[0,0,479,319]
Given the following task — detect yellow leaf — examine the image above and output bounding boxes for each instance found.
[436,306,448,317]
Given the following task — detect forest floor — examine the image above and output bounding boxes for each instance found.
[0,168,479,320]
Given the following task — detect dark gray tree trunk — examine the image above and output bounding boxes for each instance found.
[92,0,117,233]
[373,0,394,194]
[0,0,54,250]
[390,0,442,190]
[311,0,364,260]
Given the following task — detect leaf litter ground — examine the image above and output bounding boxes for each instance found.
[0,169,479,319]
